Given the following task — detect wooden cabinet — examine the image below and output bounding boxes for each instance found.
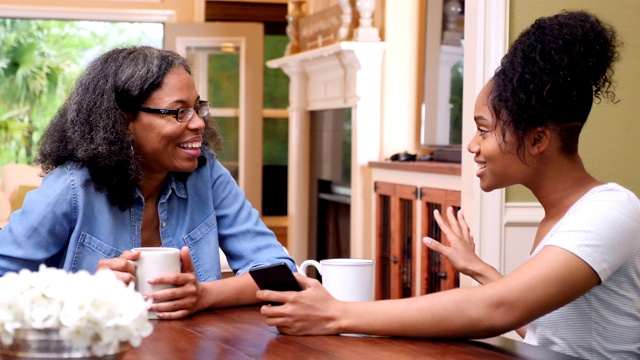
[374,182,418,299]
[374,180,460,300]
[420,187,461,294]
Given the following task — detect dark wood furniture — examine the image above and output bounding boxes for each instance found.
[371,161,462,299]
[123,306,578,360]
[374,181,418,299]
[205,1,287,35]
[420,186,461,294]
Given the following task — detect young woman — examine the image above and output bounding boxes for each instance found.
[0,46,295,319]
[257,11,640,359]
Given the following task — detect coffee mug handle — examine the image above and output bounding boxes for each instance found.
[299,260,322,277]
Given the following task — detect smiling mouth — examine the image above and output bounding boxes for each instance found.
[179,141,201,149]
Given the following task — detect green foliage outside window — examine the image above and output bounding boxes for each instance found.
[263,35,289,110]
[208,35,290,167]
[208,53,240,109]
[263,35,289,166]
[263,118,288,166]
[449,58,463,145]
[214,116,240,165]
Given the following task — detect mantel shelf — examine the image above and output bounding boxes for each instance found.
[267,41,386,69]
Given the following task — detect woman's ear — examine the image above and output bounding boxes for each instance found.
[527,127,551,155]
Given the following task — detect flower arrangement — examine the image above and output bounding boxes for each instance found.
[0,265,153,357]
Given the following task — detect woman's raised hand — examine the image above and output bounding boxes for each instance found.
[423,207,501,285]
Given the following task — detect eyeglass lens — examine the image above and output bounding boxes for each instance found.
[177,102,210,122]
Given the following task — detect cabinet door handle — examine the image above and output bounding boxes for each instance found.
[437,272,448,279]
[392,256,398,264]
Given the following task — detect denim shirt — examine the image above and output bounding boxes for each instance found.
[0,149,295,280]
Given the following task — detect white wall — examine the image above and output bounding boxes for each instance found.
[380,0,421,159]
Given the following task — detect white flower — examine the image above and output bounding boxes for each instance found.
[0,265,153,356]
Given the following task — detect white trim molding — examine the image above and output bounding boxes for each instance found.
[0,5,176,23]
[503,202,543,276]
[504,202,545,226]
[460,0,510,286]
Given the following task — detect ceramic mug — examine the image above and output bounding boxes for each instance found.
[130,247,181,319]
[299,258,375,302]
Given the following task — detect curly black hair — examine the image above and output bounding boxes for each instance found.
[490,10,620,160]
[35,46,223,211]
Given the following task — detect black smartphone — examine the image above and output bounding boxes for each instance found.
[249,262,302,295]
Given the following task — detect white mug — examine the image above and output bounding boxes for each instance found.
[299,258,375,302]
[130,247,181,319]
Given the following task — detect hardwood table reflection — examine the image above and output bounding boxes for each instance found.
[123,306,578,360]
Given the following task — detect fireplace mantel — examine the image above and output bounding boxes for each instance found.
[267,42,386,263]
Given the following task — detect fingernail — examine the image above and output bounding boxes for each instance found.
[423,237,432,245]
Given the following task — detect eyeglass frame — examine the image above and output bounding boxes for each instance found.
[138,100,210,123]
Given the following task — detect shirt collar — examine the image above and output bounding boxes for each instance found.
[166,173,187,199]
[165,155,208,199]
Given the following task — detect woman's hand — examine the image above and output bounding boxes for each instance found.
[96,249,140,285]
[423,207,501,284]
[257,273,343,335]
[146,246,202,319]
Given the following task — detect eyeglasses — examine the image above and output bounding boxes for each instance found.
[138,100,210,123]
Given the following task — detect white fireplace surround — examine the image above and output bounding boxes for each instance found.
[267,42,386,263]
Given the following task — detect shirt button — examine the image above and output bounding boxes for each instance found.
[162,221,167,228]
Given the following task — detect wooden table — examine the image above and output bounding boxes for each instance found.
[123,306,578,360]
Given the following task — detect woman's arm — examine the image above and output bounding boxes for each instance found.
[0,168,73,275]
[208,155,296,274]
[258,246,599,338]
[425,210,529,337]
[422,207,527,336]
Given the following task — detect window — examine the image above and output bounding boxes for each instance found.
[204,1,290,216]
[420,0,464,150]
[262,35,290,216]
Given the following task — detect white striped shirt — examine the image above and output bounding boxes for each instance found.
[524,183,640,359]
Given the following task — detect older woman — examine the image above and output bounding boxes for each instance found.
[0,46,295,319]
